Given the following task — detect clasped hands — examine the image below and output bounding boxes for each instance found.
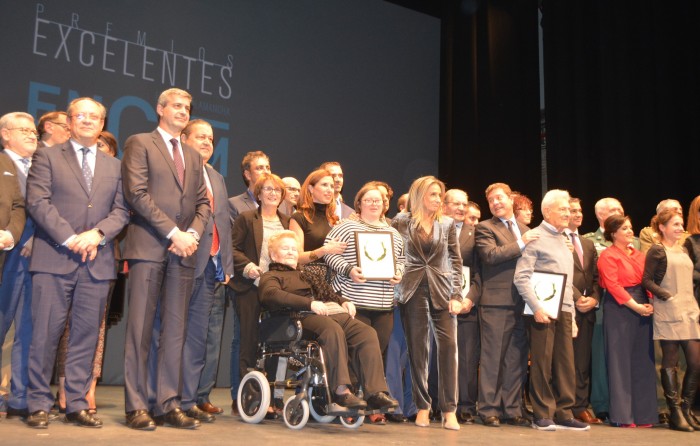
[168,229,199,257]
[67,229,103,262]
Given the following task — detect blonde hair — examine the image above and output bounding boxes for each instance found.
[268,230,299,255]
[407,175,445,223]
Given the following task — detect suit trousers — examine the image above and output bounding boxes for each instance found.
[234,286,260,380]
[400,284,457,413]
[478,305,528,419]
[123,256,194,415]
[27,267,108,413]
[572,309,596,414]
[197,282,227,404]
[457,313,480,415]
[301,312,387,395]
[385,306,416,416]
[527,311,576,421]
[0,249,32,409]
[181,258,217,410]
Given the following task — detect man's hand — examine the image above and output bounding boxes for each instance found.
[69,229,103,262]
[0,231,13,250]
[534,308,551,324]
[168,230,198,257]
[20,237,33,257]
[575,296,598,313]
[521,229,540,244]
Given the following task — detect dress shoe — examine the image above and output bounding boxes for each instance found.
[482,415,500,427]
[231,400,239,416]
[415,409,430,427]
[366,392,399,410]
[185,406,215,423]
[27,410,49,429]
[126,409,156,431]
[386,413,407,423]
[197,402,224,415]
[505,416,532,427]
[5,406,29,419]
[333,392,367,410]
[595,411,609,422]
[575,409,602,424]
[65,409,103,428]
[154,408,200,429]
[457,412,475,424]
[265,407,279,420]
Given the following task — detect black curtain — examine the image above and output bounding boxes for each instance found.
[440,0,541,213]
[542,0,700,232]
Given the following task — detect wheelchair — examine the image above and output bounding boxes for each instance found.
[236,313,390,430]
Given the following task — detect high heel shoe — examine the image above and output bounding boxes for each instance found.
[442,412,460,431]
[415,409,430,427]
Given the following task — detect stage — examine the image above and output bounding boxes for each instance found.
[0,386,697,445]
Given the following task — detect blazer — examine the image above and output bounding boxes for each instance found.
[457,223,482,317]
[121,129,211,268]
[229,208,290,293]
[0,151,25,282]
[391,212,462,308]
[26,143,128,280]
[339,202,354,220]
[474,216,529,307]
[194,164,234,279]
[228,191,257,223]
[570,233,601,303]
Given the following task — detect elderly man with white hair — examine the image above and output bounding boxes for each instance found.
[514,189,589,432]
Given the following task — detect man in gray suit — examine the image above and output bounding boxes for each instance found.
[122,88,211,430]
[475,182,538,427]
[179,120,233,422]
[25,98,128,428]
[228,151,270,221]
[0,112,35,420]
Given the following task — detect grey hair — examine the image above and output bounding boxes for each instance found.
[541,189,571,214]
[0,112,35,145]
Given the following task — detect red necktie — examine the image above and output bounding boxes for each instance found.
[206,184,220,256]
[171,138,185,185]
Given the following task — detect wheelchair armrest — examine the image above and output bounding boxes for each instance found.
[259,313,302,343]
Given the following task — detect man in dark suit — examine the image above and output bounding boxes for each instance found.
[25,98,128,428]
[566,197,602,424]
[279,176,300,216]
[0,112,35,420]
[443,189,481,424]
[320,161,353,220]
[179,120,234,422]
[122,88,211,430]
[475,182,538,427]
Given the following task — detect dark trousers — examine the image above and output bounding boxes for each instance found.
[400,287,457,413]
[181,258,217,410]
[457,313,480,415]
[355,309,393,359]
[603,287,657,425]
[528,311,576,421]
[123,256,194,415]
[385,306,416,416]
[197,282,227,404]
[478,305,528,419]
[572,309,596,414]
[234,286,260,380]
[27,268,108,413]
[301,312,387,395]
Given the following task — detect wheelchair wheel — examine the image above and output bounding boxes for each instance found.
[237,371,271,424]
[283,395,309,430]
[339,414,364,429]
[308,386,335,423]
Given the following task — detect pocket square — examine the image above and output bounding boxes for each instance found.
[3,171,15,176]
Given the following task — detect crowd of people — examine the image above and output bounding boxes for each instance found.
[1,87,700,435]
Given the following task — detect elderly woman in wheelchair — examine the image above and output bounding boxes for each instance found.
[246,230,397,427]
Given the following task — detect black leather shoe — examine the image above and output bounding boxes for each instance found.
[6,406,29,419]
[333,393,367,410]
[126,409,156,431]
[482,415,500,427]
[457,412,474,424]
[505,415,531,427]
[27,410,49,429]
[430,409,442,422]
[386,413,407,423]
[65,409,102,428]
[596,411,609,422]
[366,392,399,410]
[185,406,215,423]
[154,408,200,429]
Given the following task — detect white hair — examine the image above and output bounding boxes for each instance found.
[541,189,571,214]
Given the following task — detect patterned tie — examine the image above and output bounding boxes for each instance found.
[571,232,584,265]
[81,147,93,192]
[20,157,30,174]
[171,138,185,185]
[206,183,220,256]
[505,219,518,240]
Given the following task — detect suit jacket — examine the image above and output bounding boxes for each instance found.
[0,151,25,283]
[391,212,462,308]
[121,130,211,268]
[474,216,529,307]
[228,191,257,223]
[26,143,128,280]
[194,164,234,279]
[229,208,290,293]
[339,201,353,220]
[457,223,482,318]
[570,233,601,304]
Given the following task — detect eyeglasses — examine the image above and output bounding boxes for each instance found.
[71,113,103,122]
[362,199,383,205]
[49,121,69,130]
[262,186,282,194]
[7,127,38,138]
[285,187,300,193]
